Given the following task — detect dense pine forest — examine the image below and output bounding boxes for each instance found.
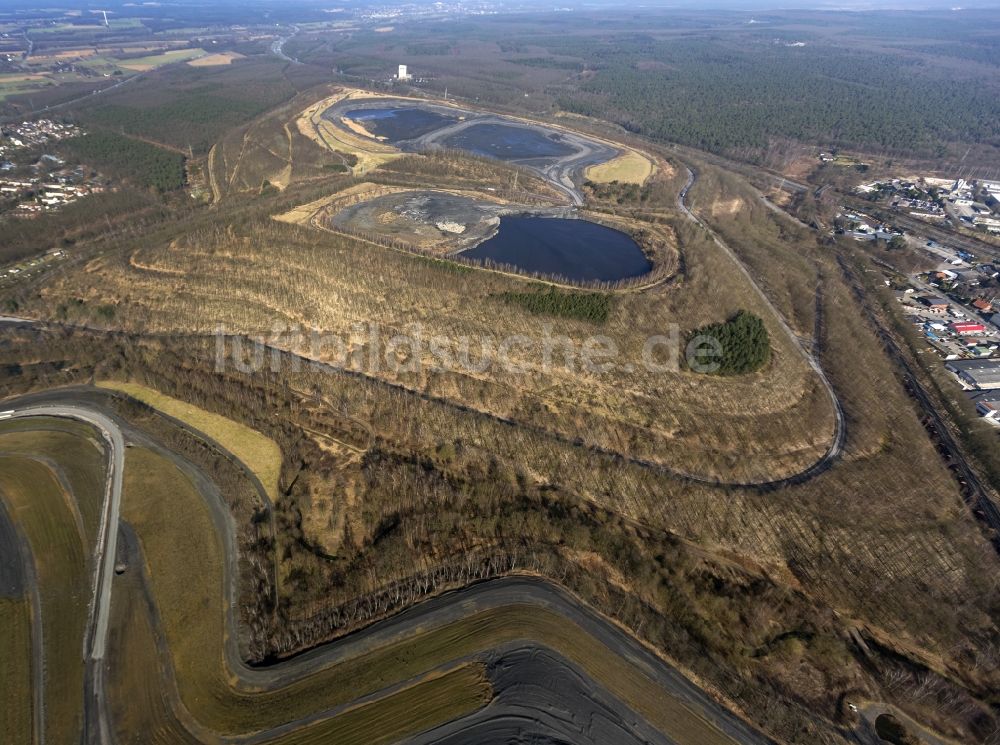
[64,132,185,192]
[323,9,1000,164]
[498,289,613,324]
[558,45,998,157]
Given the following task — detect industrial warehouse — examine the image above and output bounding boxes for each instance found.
[947,359,1000,390]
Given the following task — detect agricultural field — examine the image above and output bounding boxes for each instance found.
[0,74,51,101]
[117,48,206,72]
[187,52,245,67]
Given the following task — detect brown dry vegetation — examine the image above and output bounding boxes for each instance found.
[209,87,356,200]
[27,151,836,486]
[3,88,1000,743]
[113,444,738,745]
[2,305,998,742]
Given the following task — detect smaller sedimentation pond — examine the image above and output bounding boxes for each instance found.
[461,216,651,283]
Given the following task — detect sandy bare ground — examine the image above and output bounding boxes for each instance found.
[584,149,657,185]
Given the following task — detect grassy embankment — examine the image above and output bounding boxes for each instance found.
[0,430,105,745]
[0,421,108,745]
[0,598,33,745]
[0,421,107,541]
[97,380,281,500]
[120,445,736,745]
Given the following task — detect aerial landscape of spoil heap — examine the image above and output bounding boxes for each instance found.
[2,3,1000,745]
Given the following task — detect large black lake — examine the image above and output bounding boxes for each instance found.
[441,123,575,161]
[463,217,652,282]
[344,107,457,141]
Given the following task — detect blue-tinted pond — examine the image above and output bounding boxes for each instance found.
[344,107,457,141]
[441,123,575,161]
[463,217,651,282]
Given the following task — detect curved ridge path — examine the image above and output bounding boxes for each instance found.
[1,149,844,492]
[295,100,845,489]
[3,405,123,745]
[1,394,779,745]
[676,167,846,489]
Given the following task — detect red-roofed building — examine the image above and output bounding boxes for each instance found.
[951,321,987,335]
[973,298,993,313]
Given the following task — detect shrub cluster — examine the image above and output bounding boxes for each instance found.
[688,310,770,375]
[497,288,612,323]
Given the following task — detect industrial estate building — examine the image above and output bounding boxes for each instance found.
[946,359,1000,389]
[951,321,987,336]
[919,296,950,313]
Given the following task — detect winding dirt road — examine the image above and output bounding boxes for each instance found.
[1,391,776,745]
[676,167,846,488]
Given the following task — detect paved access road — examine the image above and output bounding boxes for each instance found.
[7,406,123,663]
[1,390,782,745]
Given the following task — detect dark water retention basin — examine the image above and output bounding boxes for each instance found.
[344,107,457,141]
[462,216,651,283]
[440,122,576,161]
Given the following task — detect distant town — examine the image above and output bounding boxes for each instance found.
[0,119,107,216]
[856,175,1000,234]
